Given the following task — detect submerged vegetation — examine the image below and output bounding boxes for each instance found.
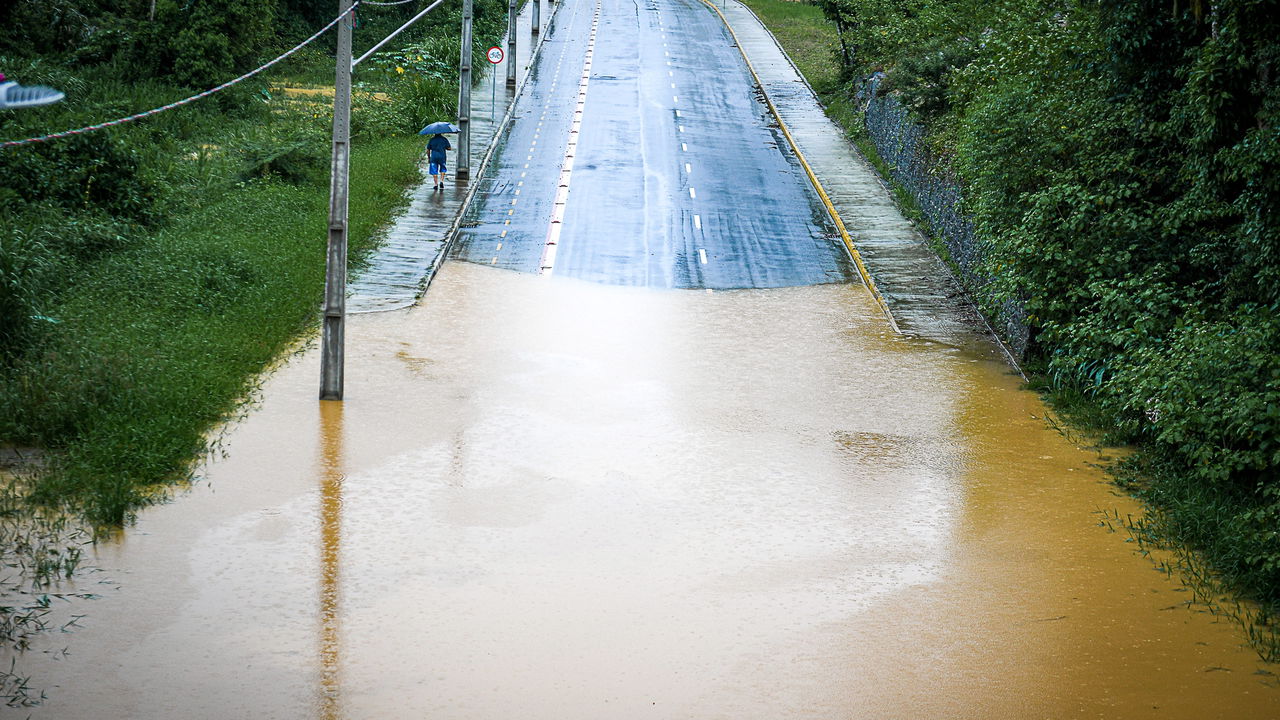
[0,0,506,666]
[744,0,1278,656]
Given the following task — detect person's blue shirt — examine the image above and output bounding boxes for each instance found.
[427,134,450,164]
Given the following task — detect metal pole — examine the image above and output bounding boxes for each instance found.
[457,0,473,177]
[532,0,540,35]
[506,0,517,85]
[320,0,353,401]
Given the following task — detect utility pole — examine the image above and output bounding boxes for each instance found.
[320,0,353,401]
[457,0,473,177]
[532,0,540,35]
[507,0,517,85]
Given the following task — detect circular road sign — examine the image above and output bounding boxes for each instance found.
[487,46,504,64]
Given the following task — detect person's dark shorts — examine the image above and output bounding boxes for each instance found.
[429,161,447,175]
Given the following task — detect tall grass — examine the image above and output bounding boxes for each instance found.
[3,135,421,525]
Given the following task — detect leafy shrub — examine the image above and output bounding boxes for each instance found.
[879,37,975,122]
[132,0,277,88]
[234,121,329,185]
[0,132,160,223]
[353,37,459,138]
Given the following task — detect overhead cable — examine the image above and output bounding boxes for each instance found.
[0,2,362,149]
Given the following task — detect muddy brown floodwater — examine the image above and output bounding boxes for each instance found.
[16,263,1279,719]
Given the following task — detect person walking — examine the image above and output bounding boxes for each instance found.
[427,133,451,191]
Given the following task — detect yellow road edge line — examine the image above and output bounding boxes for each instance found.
[697,0,900,334]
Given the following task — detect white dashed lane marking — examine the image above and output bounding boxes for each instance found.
[541,0,602,275]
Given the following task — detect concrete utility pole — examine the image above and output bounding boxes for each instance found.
[532,0,540,35]
[507,0,517,85]
[457,0,473,177]
[320,0,354,401]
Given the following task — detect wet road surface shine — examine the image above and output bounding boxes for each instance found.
[455,0,854,288]
[22,264,1280,718]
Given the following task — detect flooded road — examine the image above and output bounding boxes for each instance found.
[18,263,1277,718]
[9,0,1278,714]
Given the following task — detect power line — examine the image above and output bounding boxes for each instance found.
[0,2,362,150]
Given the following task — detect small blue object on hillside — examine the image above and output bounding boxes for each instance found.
[418,121,460,135]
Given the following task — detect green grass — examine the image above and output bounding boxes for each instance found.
[8,135,422,524]
[735,0,856,121]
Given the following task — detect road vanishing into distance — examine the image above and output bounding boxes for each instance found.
[454,0,853,288]
[17,0,1280,717]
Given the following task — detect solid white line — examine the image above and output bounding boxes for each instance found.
[699,249,707,264]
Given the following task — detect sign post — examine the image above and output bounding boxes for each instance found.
[487,46,503,119]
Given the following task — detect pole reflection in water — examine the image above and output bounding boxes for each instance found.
[317,399,346,719]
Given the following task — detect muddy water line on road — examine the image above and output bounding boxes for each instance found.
[20,263,1278,719]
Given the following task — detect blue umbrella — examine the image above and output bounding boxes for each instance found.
[419,121,460,135]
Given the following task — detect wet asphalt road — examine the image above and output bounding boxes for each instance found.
[453,0,856,288]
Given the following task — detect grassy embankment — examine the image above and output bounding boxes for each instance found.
[1,2,507,525]
[0,81,427,526]
[18,136,422,522]
[737,0,1279,662]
